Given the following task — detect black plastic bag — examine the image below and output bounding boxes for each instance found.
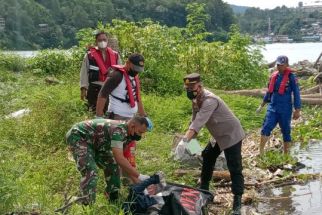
[159,182,213,215]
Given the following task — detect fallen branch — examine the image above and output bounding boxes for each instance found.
[225,89,266,97]
[256,192,312,201]
[174,169,231,181]
[55,195,89,214]
[313,52,322,69]
[214,173,320,188]
[301,97,322,105]
[301,93,322,98]
[226,88,322,105]
[301,85,320,94]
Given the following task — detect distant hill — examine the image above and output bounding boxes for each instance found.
[230,4,249,14]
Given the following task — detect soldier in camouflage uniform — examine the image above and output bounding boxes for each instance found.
[66,116,152,204]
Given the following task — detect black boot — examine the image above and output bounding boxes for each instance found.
[232,195,242,215]
[199,181,210,191]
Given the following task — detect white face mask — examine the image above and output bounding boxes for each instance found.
[97,41,107,49]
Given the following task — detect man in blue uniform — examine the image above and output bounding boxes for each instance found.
[257,55,301,155]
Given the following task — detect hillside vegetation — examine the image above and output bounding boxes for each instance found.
[0,0,234,49]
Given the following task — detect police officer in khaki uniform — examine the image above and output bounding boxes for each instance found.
[182,73,245,215]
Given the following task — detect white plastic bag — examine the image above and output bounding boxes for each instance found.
[172,137,203,167]
[174,140,187,161]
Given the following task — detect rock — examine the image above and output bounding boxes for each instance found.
[5,108,31,119]
[273,169,284,177]
[295,67,317,77]
[214,152,228,171]
[283,164,293,171]
[241,206,261,215]
[45,76,61,84]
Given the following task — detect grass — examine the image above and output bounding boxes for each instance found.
[1,67,321,214]
[256,150,297,170]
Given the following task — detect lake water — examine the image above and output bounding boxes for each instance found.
[258,140,322,215]
[5,50,37,58]
[261,42,322,64]
[7,42,322,65]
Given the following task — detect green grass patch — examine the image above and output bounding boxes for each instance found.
[257,150,297,170]
[0,67,320,214]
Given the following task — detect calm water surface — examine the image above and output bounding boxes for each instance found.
[258,140,322,215]
[262,42,322,64]
[7,42,322,65]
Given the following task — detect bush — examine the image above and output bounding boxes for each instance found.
[27,49,78,75]
[0,52,26,72]
[76,20,267,95]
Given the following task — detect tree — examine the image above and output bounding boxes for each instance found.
[186,3,210,39]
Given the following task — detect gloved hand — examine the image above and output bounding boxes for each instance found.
[256,105,263,114]
[138,174,150,181]
[143,188,149,195]
[174,140,187,160]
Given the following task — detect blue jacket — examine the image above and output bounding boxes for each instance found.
[263,72,301,113]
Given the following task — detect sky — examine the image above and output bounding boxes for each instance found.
[223,0,307,9]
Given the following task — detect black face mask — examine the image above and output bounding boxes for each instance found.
[128,69,138,77]
[186,90,198,100]
[129,133,142,141]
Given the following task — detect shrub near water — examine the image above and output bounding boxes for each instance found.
[27,48,83,76]
[0,52,26,72]
[76,22,267,95]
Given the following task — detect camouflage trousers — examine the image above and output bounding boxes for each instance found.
[66,129,120,203]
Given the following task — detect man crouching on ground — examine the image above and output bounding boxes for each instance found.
[66,116,153,204]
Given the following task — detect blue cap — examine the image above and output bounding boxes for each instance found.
[276,55,289,65]
[145,117,153,132]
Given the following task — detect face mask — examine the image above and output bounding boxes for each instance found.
[128,69,138,77]
[129,133,142,141]
[97,41,107,49]
[186,90,198,100]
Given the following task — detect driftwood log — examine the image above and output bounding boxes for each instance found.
[313,52,322,69]
[301,85,321,94]
[301,94,322,98]
[226,86,322,105]
[175,169,320,189]
[174,169,231,181]
[226,88,266,97]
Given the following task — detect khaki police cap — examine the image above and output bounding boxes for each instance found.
[183,73,201,85]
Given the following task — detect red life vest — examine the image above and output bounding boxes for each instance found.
[268,67,292,94]
[111,65,141,108]
[89,47,117,81]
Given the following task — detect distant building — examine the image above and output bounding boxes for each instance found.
[274,35,293,43]
[38,23,48,33]
[302,35,320,41]
[301,0,322,12]
[0,17,5,31]
[299,2,304,8]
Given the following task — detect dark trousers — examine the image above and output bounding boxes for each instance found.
[123,175,160,213]
[86,84,101,111]
[87,84,108,112]
[201,141,244,195]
